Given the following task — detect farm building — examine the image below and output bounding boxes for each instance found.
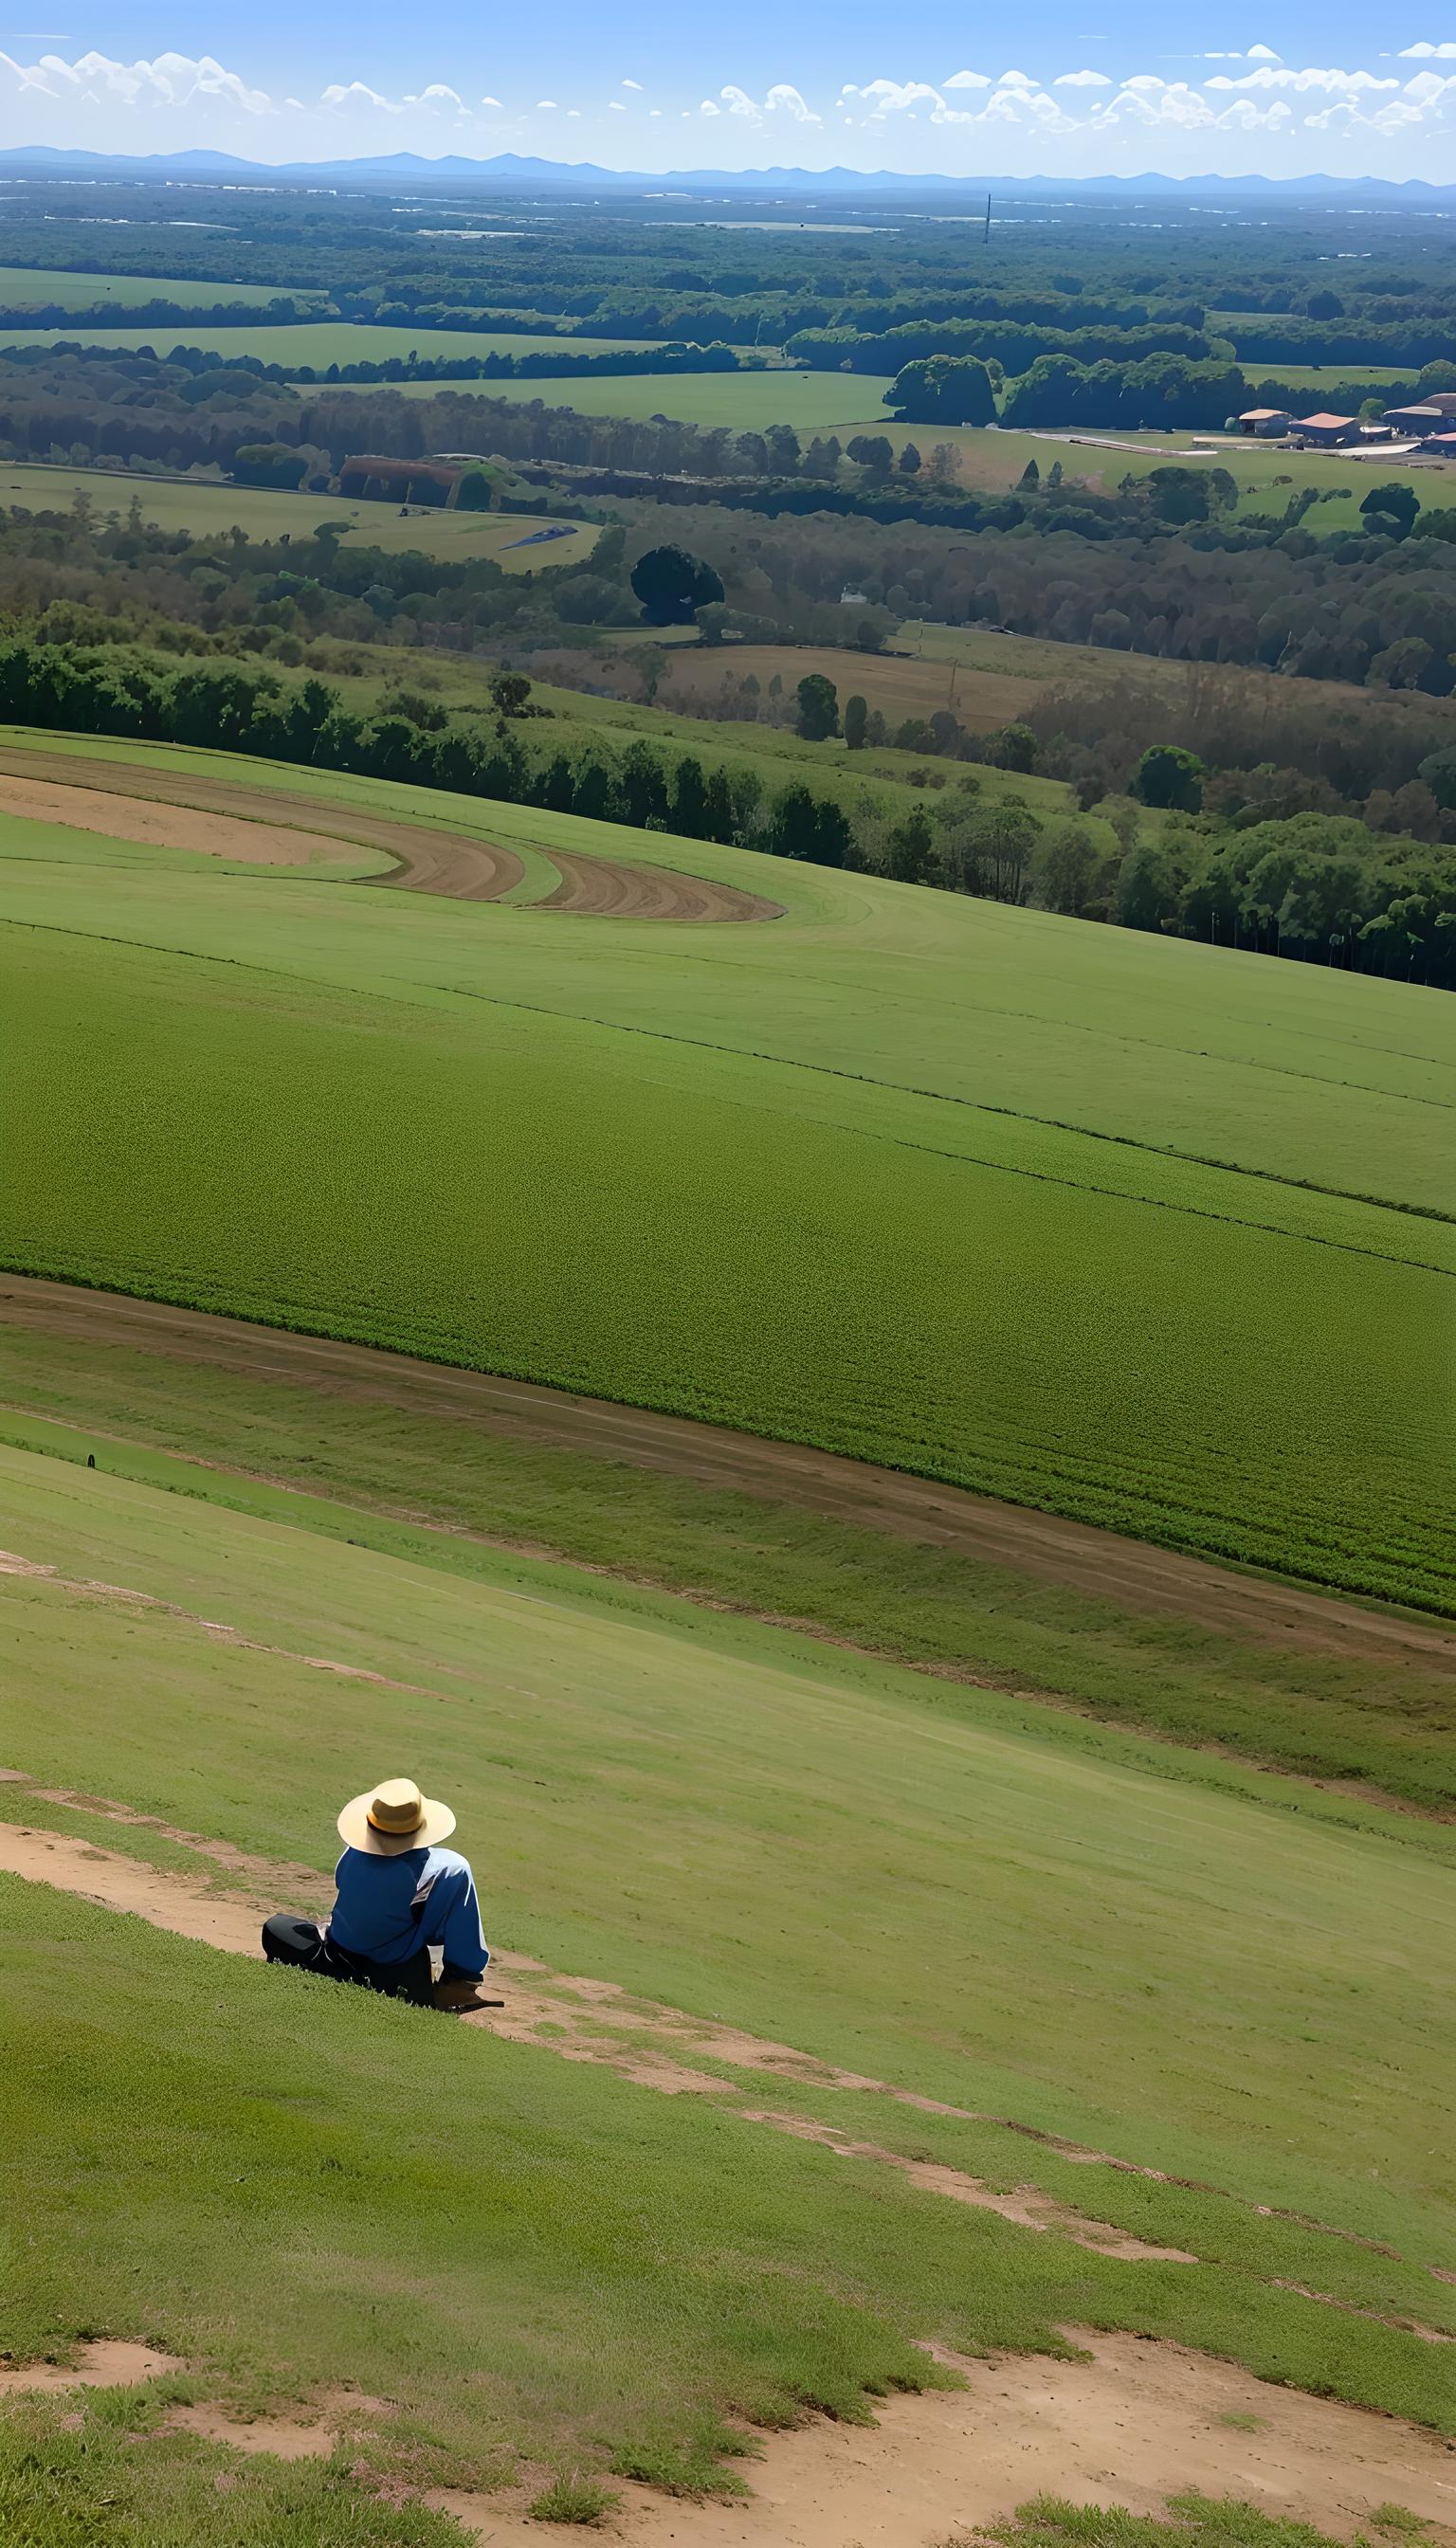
[1237,409,1293,437]
[1292,413,1360,447]
[1382,404,1451,433]
[337,455,472,505]
[1420,431,1456,458]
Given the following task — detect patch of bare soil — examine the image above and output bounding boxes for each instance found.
[162,2403,353,2459]
[4,1811,1448,2323]
[0,2339,175,2393]
[538,848,783,923]
[0,746,524,900]
[431,2333,1456,2548]
[1,1275,1447,1670]
[0,771,355,866]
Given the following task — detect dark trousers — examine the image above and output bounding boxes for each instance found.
[262,1913,434,2007]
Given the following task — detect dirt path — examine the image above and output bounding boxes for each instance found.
[0,745,524,897]
[538,847,783,922]
[4,1805,1450,2318]
[0,743,778,919]
[0,772,357,867]
[1,1275,1448,1667]
[4,1815,1454,2542]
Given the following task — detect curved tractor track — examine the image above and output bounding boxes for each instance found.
[0,746,781,922]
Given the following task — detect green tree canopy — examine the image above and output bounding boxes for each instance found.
[629,545,726,626]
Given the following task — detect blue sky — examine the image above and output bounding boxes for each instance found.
[5,4,1456,177]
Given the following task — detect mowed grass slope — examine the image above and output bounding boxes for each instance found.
[1,1444,1452,2483]
[0,731,1449,1609]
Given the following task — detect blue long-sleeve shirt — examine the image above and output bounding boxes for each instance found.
[328,1846,489,1979]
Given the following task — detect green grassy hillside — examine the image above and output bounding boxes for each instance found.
[1,732,1448,1608]
[1,1441,1451,2499]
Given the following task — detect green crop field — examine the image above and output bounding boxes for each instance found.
[0,318,664,367]
[0,1427,1452,2526]
[0,264,326,313]
[1,729,1450,1611]
[0,463,594,567]
[376,367,901,430]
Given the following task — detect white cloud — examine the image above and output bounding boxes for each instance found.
[766,82,818,119]
[1098,79,1216,128]
[406,82,463,109]
[480,93,501,107]
[1399,37,1456,52]
[6,46,276,110]
[320,79,395,113]
[609,99,625,110]
[1054,68,1113,86]
[698,97,720,115]
[843,77,944,112]
[997,69,1034,86]
[719,82,757,116]
[942,68,992,87]
[1247,44,1283,61]
[622,76,643,88]
[1215,95,1294,128]
[535,97,557,108]
[1205,64,1397,93]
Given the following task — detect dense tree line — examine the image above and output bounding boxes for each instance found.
[791,318,1218,373]
[3,629,1447,979]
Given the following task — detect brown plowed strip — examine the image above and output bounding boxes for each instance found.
[0,773,355,867]
[538,847,783,923]
[0,1274,1448,1667]
[0,745,524,900]
[4,1802,1449,2314]
[0,743,776,919]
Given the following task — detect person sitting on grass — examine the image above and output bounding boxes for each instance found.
[263,1776,492,2011]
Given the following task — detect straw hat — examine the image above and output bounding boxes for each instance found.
[337,1775,456,1857]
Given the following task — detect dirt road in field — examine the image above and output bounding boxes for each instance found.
[0,1275,1448,1667]
[539,847,782,921]
[0,771,357,866]
[2,1811,1454,2544]
[0,746,526,897]
[0,743,780,919]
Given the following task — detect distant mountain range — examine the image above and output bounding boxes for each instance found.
[3,145,1456,203]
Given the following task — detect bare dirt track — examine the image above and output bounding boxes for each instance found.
[0,1274,1448,1668]
[0,772,355,867]
[0,742,781,919]
[538,846,782,921]
[0,745,525,898]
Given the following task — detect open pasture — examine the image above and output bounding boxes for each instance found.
[376,366,900,431]
[0,318,676,367]
[0,263,324,312]
[0,729,1449,1611]
[0,462,594,566]
[655,640,1043,728]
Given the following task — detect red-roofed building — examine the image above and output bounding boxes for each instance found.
[1237,408,1293,437]
[1293,413,1360,446]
